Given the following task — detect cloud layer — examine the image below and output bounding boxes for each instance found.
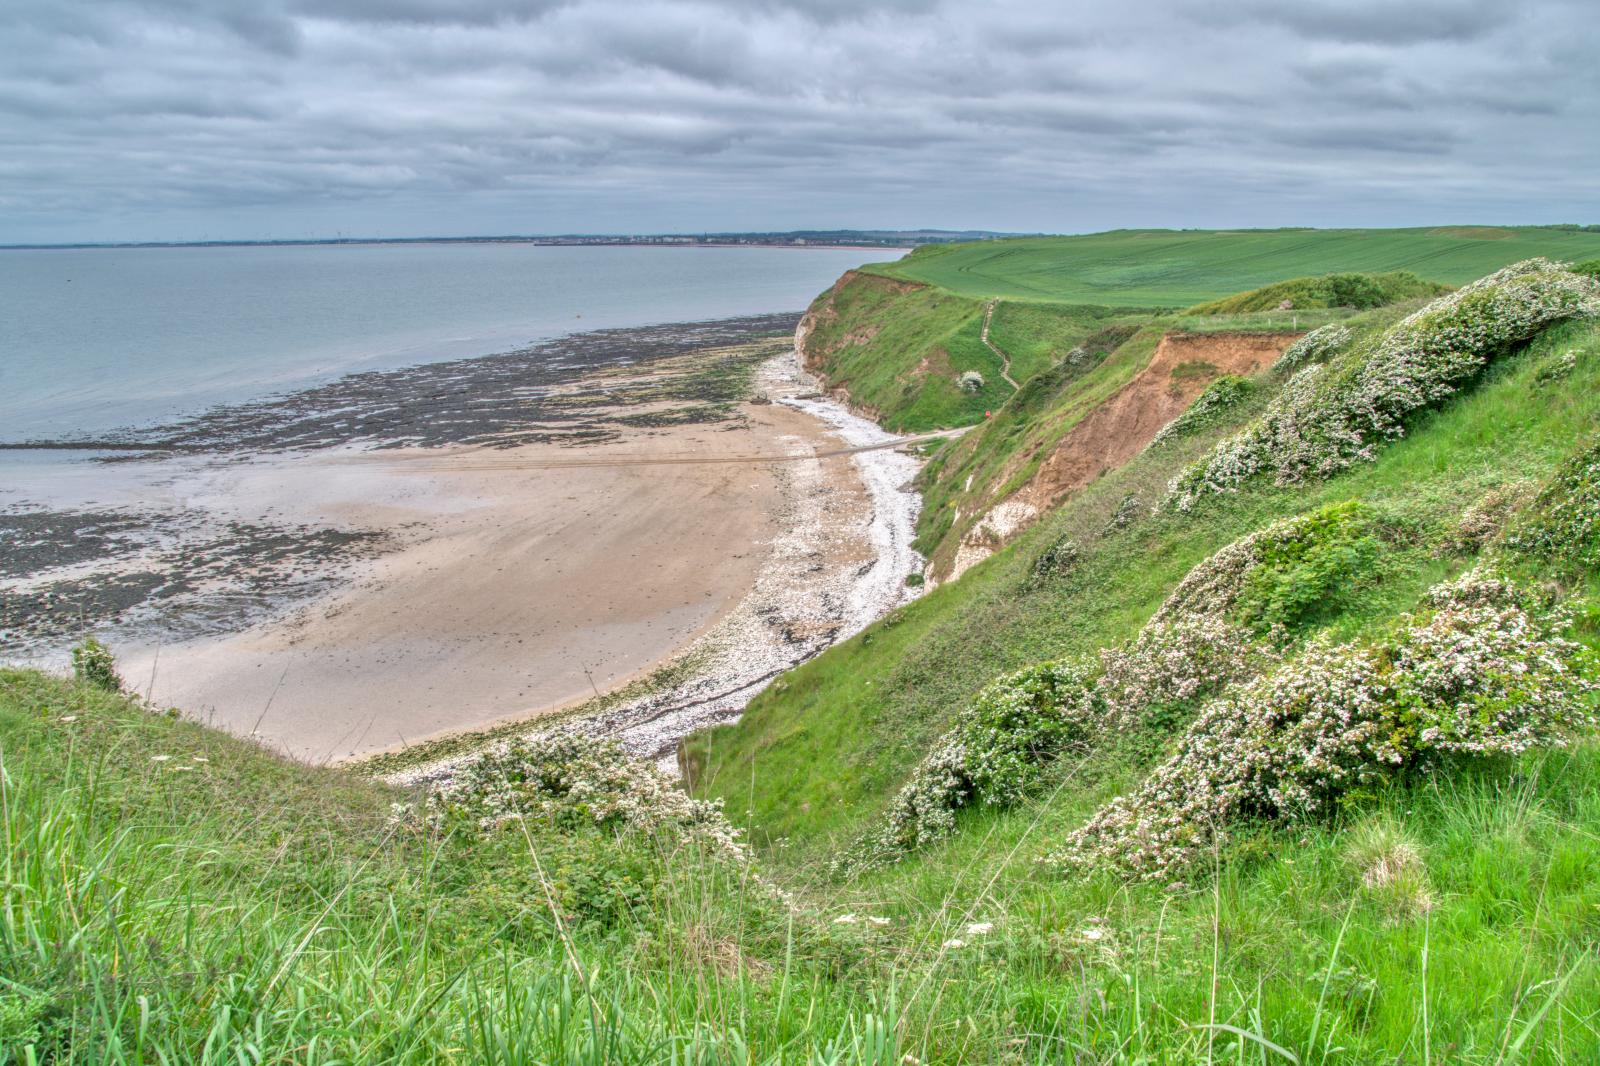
[2,0,1595,241]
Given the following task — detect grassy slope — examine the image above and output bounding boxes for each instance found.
[912,321,1162,559]
[690,315,1600,852]
[681,314,1600,1060]
[0,671,889,1063]
[795,272,1003,432]
[870,227,1600,306]
[13,666,1600,1062]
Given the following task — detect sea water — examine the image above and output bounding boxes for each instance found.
[0,242,899,444]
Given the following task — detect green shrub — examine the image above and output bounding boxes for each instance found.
[1272,323,1352,375]
[1149,375,1253,448]
[1055,571,1599,882]
[856,660,1104,862]
[1169,260,1600,511]
[420,733,747,858]
[1233,501,1383,635]
[1507,435,1600,569]
[1026,536,1079,588]
[1573,259,1600,280]
[70,638,122,693]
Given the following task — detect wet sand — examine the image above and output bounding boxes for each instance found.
[4,314,933,768]
[120,398,830,762]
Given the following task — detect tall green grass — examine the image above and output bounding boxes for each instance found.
[7,670,1598,1062]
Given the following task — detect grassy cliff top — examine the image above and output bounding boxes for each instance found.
[867,226,1600,306]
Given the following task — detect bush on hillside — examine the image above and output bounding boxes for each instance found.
[1233,501,1383,636]
[70,638,123,693]
[1105,492,1144,531]
[1449,481,1536,553]
[1507,436,1600,569]
[1053,571,1597,882]
[1150,503,1379,633]
[1026,536,1079,588]
[1573,259,1600,280]
[1168,260,1600,511]
[862,661,1104,858]
[1272,323,1352,375]
[1534,348,1579,385]
[1149,375,1253,448]
[1187,271,1449,315]
[858,532,1288,868]
[421,734,747,858]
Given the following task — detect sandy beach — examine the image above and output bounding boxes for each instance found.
[121,393,848,761]
[5,316,931,766]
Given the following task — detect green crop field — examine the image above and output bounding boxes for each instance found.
[869,226,1600,306]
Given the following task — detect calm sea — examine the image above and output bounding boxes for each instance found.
[0,242,900,444]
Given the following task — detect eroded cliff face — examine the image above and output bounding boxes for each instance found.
[942,330,1302,582]
[795,269,926,378]
[789,269,990,432]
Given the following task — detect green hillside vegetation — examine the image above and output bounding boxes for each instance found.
[911,321,1166,557]
[796,273,1146,432]
[1184,270,1451,314]
[869,226,1600,306]
[684,262,1600,1058]
[804,229,1600,442]
[13,254,1600,1064]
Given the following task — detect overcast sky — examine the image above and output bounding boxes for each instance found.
[2,0,1596,243]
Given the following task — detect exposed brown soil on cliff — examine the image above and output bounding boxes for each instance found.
[942,330,1301,581]
[1023,331,1301,505]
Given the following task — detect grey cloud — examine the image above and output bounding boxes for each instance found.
[1220,0,1514,45]
[0,0,1596,243]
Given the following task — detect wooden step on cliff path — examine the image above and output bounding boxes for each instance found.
[981,300,1020,391]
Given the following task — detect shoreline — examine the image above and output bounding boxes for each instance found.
[3,314,935,771]
[375,343,931,780]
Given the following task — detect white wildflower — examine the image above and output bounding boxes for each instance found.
[1168,261,1600,510]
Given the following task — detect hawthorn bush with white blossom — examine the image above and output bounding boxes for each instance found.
[1507,436,1600,570]
[860,660,1105,860]
[421,733,747,859]
[1168,260,1600,511]
[1149,375,1253,449]
[1272,323,1351,376]
[855,532,1293,868]
[1053,571,1598,882]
